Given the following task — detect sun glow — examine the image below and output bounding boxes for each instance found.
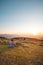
[31,31,38,35]
[31,29,38,35]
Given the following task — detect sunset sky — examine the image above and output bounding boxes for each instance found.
[0,0,43,36]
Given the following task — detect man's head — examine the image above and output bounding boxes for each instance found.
[11,39,13,41]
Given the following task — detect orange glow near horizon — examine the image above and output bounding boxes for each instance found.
[0,31,43,36]
[0,32,43,39]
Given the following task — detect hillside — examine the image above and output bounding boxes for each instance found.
[0,37,43,65]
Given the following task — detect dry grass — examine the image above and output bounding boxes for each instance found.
[0,38,43,65]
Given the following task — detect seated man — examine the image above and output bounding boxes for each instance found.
[9,39,14,48]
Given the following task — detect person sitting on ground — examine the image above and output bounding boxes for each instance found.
[9,39,14,48]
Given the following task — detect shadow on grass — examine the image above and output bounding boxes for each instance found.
[0,43,29,55]
[0,45,14,54]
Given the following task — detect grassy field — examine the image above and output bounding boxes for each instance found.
[0,38,43,65]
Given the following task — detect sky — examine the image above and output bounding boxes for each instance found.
[0,0,43,36]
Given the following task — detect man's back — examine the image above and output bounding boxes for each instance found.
[9,40,14,48]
